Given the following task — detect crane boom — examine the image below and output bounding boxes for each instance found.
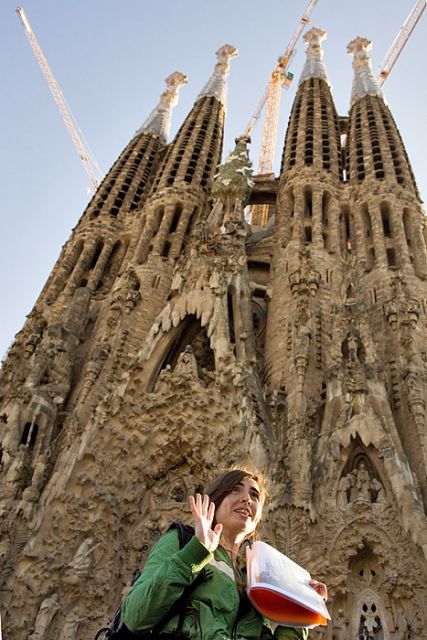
[249,0,318,225]
[16,7,101,191]
[377,0,426,86]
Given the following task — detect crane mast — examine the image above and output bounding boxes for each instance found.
[377,0,426,86]
[248,0,318,226]
[16,7,101,192]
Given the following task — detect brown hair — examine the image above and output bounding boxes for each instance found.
[205,468,267,527]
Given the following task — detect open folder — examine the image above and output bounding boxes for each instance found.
[246,541,331,628]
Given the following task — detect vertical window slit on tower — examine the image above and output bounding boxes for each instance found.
[304,189,312,217]
[380,203,392,237]
[304,87,314,165]
[340,206,352,254]
[365,99,384,179]
[88,240,104,271]
[169,203,182,233]
[379,104,405,185]
[402,209,414,256]
[362,204,375,270]
[353,104,365,180]
[320,89,331,170]
[283,96,301,169]
[322,192,330,251]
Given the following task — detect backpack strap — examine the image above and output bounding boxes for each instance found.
[167,522,195,548]
[95,522,212,639]
[152,522,212,635]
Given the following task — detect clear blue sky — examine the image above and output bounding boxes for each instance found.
[1,0,426,359]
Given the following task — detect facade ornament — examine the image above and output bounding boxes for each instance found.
[391,608,409,640]
[28,593,60,640]
[384,277,420,329]
[337,461,385,507]
[211,137,254,218]
[197,44,238,108]
[299,27,331,87]
[289,252,321,298]
[81,337,111,402]
[333,608,350,640]
[63,537,99,585]
[135,72,188,143]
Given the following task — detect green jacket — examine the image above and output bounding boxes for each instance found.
[122,530,308,640]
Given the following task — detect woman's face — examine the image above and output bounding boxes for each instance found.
[214,477,263,541]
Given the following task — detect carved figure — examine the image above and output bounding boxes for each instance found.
[5,445,26,487]
[22,455,47,502]
[28,594,60,639]
[81,338,111,400]
[174,345,199,378]
[370,477,385,504]
[63,537,98,584]
[334,608,350,640]
[337,474,351,508]
[354,461,371,502]
[391,608,408,640]
[62,610,83,640]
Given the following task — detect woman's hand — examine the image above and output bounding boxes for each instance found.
[189,493,223,553]
[309,579,328,601]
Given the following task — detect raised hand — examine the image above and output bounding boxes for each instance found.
[189,493,223,553]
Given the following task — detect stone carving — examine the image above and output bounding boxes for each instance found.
[337,461,385,507]
[333,608,350,640]
[24,312,47,360]
[63,537,98,585]
[80,337,111,402]
[26,323,73,407]
[124,270,142,314]
[62,610,83,640]
[211,137,254,213]
[174,345,199,378]
[391,608,408,640]
[28,594,60,640]
[21,454,48,503]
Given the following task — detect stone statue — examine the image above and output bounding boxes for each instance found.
[5,445,26,487]
[337,474,351,508]
[174,345,199,378]
[63,537,99,584]
[370,477,385,504]
[391,608,408,640]
[334,608,350,640]
[28,593,60,639]
[62,610,83,640]
[354,461,371,501]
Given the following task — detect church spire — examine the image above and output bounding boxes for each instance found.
[197,44,238,108]
[299,27,330,87]
[135,71,188,143]
[347,37,384,107]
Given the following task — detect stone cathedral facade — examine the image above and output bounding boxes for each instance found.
[0,27,426,639]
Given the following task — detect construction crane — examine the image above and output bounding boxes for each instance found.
[16,7,102,192]
[246,0,318,226]
[377,0,426,86]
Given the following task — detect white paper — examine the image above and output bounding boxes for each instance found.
[246,541,330,620]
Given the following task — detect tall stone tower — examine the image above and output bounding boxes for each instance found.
[0,30,426,639]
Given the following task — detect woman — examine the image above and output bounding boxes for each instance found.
[121,469,327,639]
